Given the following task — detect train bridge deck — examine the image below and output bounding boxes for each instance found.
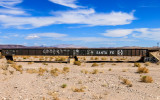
[1,48,160,63]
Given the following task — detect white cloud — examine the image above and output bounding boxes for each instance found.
[25,33,67,39]
[25,35,39,39]
[0,9,26,15]
[103,29,133,37]
[0,9,135,29]
[103,28,160,41]
[0,0,22,8]
[49,0,81,8]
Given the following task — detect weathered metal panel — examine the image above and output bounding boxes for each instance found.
[1,48,150,57]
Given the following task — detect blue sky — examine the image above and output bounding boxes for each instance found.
[0,0,160,47]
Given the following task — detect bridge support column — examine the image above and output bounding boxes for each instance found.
[68,58,75,64]
[5,56,13,61]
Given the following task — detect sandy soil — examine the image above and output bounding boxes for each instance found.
[0,57,160,100]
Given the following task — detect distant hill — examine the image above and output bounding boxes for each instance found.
[0,45,26,49]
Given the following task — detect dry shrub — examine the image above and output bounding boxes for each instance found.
[9,70,14,75]
[95,57,99,60]
[101,57,107,60]
[92,69,99,74]
[122,69,127,72]
[144,62,150,66]
[112,63,116,66]
[101,63,105,65]
[73,87,85,92]
[134,63,141,67]
[38,67,46,76]
[43,63,48,66]
[141,76,153,83]
[110,58,113,61]
[28,62,34,64]
[50,68,61,76]
[11,64,23,73]
[137,67,149,73]
[116,58,120,61]
[26,69,38,74]
[7,60,14,64]
[61,84,67,88]
[48,91,59,100]
[122,78,132,87]
[0,65,8,70]
[91,63,98,67]
[157,62,160,65]
[63,67,70,73]
[108,68,112,71]
[55,57,66,61]
[39,58,44,61]
[81,69,88,74]
[74,61,81,66]
[90,57,94,60]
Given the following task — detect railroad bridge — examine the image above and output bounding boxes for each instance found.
[1,48,160,63]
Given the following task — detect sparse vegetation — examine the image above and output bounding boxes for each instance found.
[11,64,23,74]
[137,67,149,73]
[55,57,66,61]
[38,67,46,76]
[73,87,85,92]
[91,63,98,67]
[63,67,70,73]
[144,62,150,66]
[134,63,141,67]
[74,61,81,66]
[91,69,99,74]
[141,76,153,83]
[101,57,107,60]
[26,69,38,74]
[122,78,132,87]
[81,69,88,74]
[7,60,14,64]
[28,62,34,64]
[50,68,61,76]
[122,69,127,72]
[61,84,67,88]
[43,63,48,66]
[108,68,112,71]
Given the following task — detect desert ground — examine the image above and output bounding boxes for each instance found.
[0,56,160,100]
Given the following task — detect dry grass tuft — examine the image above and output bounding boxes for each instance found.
[137,67,149,73]
[134,63,141,67]
[141,76,153,83]
[7,60,14,64]
[26,69,38,74]
[50,68,61,76]
[91,69,99,74]
[81,69,89,74]
[108,68,112,71]
[38,67,47,76]
[48,91,59,100]
[55,57,66,61]
[91,63,98,67]
[95,57,99,60]
[74,61,81,66]
[43,63,48,66]
[28,62,34,64]
[61,84,67,88]
[122,78,132,87]
[63,67,70,73]
[73,87,85,92]
[101,57,107,60]
[122,69,128,72]
[144,62,150,66]
[11,64,23,74]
